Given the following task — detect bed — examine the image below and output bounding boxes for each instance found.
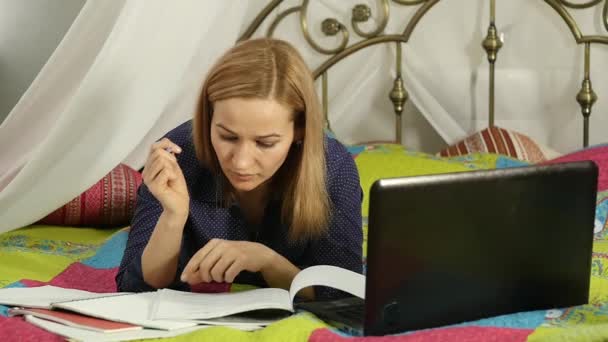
[2,0,608,341]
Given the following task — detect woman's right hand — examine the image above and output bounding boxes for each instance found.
[142,138,189,218]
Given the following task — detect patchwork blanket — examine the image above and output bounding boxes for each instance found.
[2,152,608,341]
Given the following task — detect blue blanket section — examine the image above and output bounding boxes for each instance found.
[455,309,547,329]
[329,309,546,337]
[81,230,128,269]
[495,156,530,169]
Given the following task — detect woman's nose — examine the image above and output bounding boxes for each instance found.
[231,143,254,170]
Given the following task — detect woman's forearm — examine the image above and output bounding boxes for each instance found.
[260,251,315,300]
[141,211,187,288]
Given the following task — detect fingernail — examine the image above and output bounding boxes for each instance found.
[176,147,182,153]
[180,274,187,282]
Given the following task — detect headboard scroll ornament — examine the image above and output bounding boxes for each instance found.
[238,0,440,144]
[544,0,607,146]
[239,0,606,147]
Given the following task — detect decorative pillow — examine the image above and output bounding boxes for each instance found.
[438,126,561,163]
[38,164,142,227]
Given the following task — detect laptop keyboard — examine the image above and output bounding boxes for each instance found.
[333,302,365,320]
[296,296,365,325]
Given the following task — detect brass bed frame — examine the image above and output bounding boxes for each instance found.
[238,0,607,148]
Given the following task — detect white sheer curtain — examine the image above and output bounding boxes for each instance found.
[0,1,250,232]
[0,0,606,233]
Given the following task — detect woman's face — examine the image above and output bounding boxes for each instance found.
[211,97,296,194]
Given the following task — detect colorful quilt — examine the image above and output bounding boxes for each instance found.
[2,148,608,341]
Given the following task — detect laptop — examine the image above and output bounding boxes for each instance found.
[297,161,598,336]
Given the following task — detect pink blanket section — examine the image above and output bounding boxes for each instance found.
[310,326,533,342]
[542,145,608,192]
[20,262,231,294]
[0,316,64,342]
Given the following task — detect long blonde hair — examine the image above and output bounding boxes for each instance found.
[193,38,329,241]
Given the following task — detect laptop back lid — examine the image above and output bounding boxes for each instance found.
[364,161,598,336]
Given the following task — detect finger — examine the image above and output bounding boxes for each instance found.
[151,138,181,153]
[146,153,176,179]
[143,159,163,184]
[151,153,181,180]
[144,159,170,185]
[197,244,225,283]
[210,253,236,283]
[182,239,221,280]
[183,269,204,284]
[151,138,182,155]
[154,170,173,190]
[224,259,243,283]
[151,148,178,164]
[144,149,179,181]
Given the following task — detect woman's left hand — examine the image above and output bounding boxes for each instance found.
[180,239,275,284]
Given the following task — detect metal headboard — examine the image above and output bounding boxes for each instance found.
[544,0,608,147]
[239,0,608,148]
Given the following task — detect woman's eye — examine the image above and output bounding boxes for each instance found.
[257,141,276,149]
[220,135,237,142]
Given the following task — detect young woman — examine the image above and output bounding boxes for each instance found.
[116,38,362,300]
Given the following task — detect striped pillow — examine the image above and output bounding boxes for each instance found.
[438,126,560,163]
[38,164,142,227]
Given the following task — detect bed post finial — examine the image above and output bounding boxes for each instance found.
[482,0,502,128]
[389,42,408,144]
[576,42,597,148]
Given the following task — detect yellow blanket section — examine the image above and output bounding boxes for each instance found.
[0,225,118,287]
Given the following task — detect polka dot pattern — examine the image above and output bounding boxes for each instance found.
[116,120,363,299]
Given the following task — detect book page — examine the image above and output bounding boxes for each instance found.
[289,265,366,303]
[0,285,129,309]
[151,288,292,320]
[52,292,196,331]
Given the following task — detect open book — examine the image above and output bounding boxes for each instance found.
[150,265,365,321]
[0,265,364,330]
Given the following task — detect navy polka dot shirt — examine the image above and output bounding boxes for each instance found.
[116,120,363,299]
